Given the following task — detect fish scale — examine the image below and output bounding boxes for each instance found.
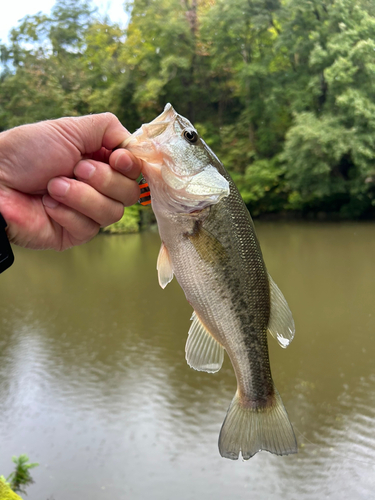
[120,103,297,460]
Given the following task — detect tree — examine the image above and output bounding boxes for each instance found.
[280,0,375,217]
[119,0,214,125]
[2,0,375,219]
[0,0,113,129]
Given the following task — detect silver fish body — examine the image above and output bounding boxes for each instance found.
[121,104,297,460]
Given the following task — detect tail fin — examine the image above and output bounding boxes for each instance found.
[218,387,297,460]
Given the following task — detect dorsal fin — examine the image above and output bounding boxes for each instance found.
[157,242,174,289]
[268,274,295,348]
[185,312,224,373]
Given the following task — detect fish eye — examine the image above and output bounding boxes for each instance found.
[183,128,199,144]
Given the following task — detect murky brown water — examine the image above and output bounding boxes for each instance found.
[1,222,375,500]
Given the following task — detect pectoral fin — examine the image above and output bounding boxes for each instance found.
[185,312,224,373]
[267,274,295,348]
[157,242,174,289]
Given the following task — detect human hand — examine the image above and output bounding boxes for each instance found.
[0,113,142,250]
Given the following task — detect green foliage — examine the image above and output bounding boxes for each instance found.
[4,455,38,496]
[0,476,10,487]
[280,0,375,217]
[1,0,375,219]
[103,205,141,234]
[236,157,289,216]
[0,477,23,500]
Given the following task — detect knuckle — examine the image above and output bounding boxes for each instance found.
[101,168,113,191]
[87,224,100,240]
[112,203,125,223]
[89,112,119,133]
[100,202,124,226]
[101,111,118,124]
[76,221,99,243]
[103,111,116,120]
[123,183,141,207]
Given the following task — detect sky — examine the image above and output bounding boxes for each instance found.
[0,0,129,43]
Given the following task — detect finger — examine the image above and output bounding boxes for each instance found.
[47,177,124,227]
[55,113,130,155]
[109,149,143,180]
[73,158,140,206]
[42,195,100,250]
[85,146,112,163]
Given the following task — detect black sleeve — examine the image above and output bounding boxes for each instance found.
[0,213,14,273]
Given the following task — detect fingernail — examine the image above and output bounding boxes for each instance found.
[43,195,59,209]
[49,178,70,197]
[74,161,96,180]
[115,151,133,171]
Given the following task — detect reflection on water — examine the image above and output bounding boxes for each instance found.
[1,223,375,500]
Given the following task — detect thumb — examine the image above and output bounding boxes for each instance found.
[62,113,131,154]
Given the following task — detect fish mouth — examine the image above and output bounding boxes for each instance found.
[119,103,177,149]
[150,103,176,124]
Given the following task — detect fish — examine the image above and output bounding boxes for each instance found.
[119,103,297,460]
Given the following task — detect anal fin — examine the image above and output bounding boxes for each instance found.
[185,312,224,373]
[268,273,295,348]
[157,242,174,289]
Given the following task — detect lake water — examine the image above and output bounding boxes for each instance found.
[1,222,375,500]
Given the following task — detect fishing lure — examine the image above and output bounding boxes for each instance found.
[138,176,151,206]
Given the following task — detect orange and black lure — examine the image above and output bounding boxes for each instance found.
[138,176,151,206]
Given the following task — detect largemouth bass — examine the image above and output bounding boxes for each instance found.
[120,104,297,460]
